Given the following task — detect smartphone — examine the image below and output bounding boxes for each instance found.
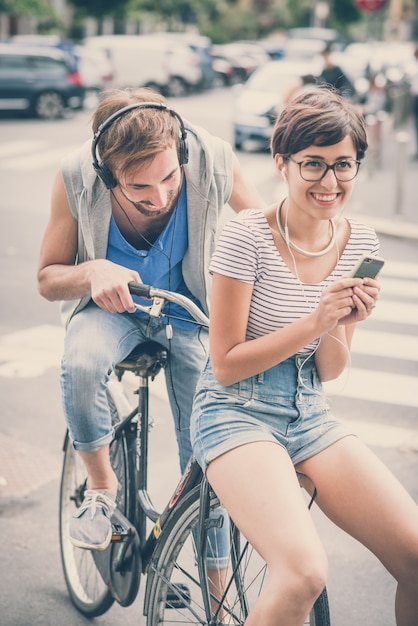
[350,255,385,279]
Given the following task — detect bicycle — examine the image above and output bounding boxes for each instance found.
[59,282,331,625]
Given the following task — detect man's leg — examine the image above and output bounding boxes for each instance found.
[61,304,148,549]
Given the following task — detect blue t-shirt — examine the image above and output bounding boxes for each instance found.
[106,181,203,328]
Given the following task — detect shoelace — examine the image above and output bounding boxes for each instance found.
[79,490,116,520]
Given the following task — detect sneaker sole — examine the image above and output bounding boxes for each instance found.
[69,527,112,551]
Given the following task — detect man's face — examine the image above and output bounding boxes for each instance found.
[117,145,183,217]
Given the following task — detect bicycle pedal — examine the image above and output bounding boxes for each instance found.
[111,523,131,541]
[165,583,191,609]
[110,508,136,541]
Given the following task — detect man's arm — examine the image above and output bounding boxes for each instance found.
[37,170,140,313]
[228,152,268,213]
[37,169,90,302]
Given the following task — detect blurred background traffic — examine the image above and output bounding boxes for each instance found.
[0,0,417,157]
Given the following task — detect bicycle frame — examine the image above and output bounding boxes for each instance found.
[92,337,207,608]
[60,282,330,625]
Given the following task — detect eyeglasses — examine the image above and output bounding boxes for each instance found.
[287,156,361,182]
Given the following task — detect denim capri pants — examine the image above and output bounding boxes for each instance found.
[191,354,353,474]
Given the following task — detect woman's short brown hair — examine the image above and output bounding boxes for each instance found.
[92,88,184,183]
[270,87,368,160]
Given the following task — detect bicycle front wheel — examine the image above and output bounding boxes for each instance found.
[59,388,130,617]
[146,485,330,625]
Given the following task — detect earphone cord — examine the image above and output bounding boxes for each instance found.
[284,212,351,396]
[111,189,172,255]
[111,188,188,428]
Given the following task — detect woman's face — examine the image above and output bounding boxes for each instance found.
[276,135,358,221]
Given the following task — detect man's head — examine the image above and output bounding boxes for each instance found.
[91,88,188,189]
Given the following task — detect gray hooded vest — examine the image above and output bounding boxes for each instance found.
[60,121,233,327]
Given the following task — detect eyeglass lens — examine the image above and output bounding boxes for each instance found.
[299,159,359,181]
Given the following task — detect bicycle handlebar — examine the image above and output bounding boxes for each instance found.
[128,281,209,328]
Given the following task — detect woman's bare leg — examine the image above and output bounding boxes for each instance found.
[297,436,418,626]
[207,441,328,626]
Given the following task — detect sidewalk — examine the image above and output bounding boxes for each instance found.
[346,115,418,241]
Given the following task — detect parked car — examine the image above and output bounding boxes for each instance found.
[232,59,322,151]
[83,35,170,93]
[0,43,84,119]
[73,44,114,93]
[212,55,237,86]
[142,34,203,96]
[212,43,268,84]
[150,32,215,90]
[7,34,77,59]
[286,27,341,45]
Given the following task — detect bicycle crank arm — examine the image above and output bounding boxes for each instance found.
[92,508,142,608]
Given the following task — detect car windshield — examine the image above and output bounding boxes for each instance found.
[245,64,306,93]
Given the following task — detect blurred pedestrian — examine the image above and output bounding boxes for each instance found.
[410,44,418,160]
[319,43,355,100]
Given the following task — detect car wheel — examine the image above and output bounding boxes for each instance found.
[234,135,243,151]
[34,91,65,120]
[167,77,188,98]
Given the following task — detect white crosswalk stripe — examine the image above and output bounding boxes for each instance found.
[0,139,49,159]
[323,261,418,411]
[0,142,80,171]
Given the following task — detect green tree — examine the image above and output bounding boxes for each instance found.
[330,0,361,30]
[67,0,134,19]
[0,0,60,33]
[0,0,57,16]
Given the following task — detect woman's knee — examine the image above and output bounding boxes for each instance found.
[269,545,328,605]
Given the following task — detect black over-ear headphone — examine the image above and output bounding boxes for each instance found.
[91,102,189,189]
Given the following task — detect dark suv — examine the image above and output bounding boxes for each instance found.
[0,44,84,119]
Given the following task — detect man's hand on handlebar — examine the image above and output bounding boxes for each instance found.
[89,260,141,313]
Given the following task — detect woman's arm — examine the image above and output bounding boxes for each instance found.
[209,273,379,387]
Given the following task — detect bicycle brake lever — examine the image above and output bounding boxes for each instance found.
[134,297,166,318]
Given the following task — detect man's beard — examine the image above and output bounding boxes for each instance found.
[120,188,178,218]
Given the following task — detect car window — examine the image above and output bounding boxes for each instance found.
[0,54,29,71]
[29,55,68,76]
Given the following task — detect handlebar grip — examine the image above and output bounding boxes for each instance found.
[128,281,151,298]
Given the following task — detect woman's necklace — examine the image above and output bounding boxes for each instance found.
[276,199,336,258]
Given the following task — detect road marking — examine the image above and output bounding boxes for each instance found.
[370,299,418,325]
[0,139,49,159]
[340,418,418,451]
[0,324,64,377]
[352,329,418,361]
[2,145,80,171]
[383,260,418,279]
[324,368,418,408]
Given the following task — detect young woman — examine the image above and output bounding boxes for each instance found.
[190,88,418,625]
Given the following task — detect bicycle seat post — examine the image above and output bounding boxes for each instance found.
[115,340,169,540]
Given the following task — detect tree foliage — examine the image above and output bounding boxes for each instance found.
[331,0,361,28]
[67,0,134,19]
[0,0,56,14]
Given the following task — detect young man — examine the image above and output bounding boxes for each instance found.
[38,87,265,550]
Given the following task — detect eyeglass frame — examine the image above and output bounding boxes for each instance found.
[285,155,361,182]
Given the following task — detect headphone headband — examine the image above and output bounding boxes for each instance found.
[91,101,189,189]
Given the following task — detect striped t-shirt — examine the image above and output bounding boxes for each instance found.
[209,209,380,353]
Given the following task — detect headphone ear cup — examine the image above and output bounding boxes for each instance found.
[93,161,117,189]
[179,134,189,166]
